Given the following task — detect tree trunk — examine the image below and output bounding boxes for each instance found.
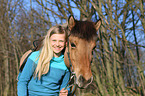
[0,34,9,96]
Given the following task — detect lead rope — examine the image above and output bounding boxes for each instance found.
[64,72,76,90]
[64,35,77,94]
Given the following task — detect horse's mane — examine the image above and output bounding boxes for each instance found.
[70,20,97,41]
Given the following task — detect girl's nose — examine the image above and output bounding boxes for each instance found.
[56,41,59,46]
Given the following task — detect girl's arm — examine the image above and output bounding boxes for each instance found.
[17,58,35,96]
[60,70,70,95]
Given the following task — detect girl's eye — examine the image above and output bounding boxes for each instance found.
[71,43,76,48]
[60,40,64,42]
[52,40,56,42]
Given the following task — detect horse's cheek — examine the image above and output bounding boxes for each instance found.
[70,49,78,67]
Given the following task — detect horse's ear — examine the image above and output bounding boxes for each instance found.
[95,19,102,31]
[68,15,75,30]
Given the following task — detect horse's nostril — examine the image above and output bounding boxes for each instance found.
[78,75,85,83]
[77,75,93,88]
[87,76,93,84]
[83,76,93,88]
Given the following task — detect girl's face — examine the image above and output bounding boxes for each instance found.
[50,33,66,57]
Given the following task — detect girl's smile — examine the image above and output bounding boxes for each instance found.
[50,34,66,57]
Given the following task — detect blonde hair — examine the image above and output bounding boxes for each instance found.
[34,25,68,79]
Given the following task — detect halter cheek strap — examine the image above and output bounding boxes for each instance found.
[64,34,77,92]
[67,36,73,71]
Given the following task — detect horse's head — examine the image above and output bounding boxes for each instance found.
[64,16,101,88]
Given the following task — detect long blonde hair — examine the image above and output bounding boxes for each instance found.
[34,25,68,79]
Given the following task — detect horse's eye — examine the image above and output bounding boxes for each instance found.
[92,46,96,55]
[71,43,76,48]
[93,46,96,50]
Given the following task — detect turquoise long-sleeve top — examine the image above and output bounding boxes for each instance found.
[17,51,70,96]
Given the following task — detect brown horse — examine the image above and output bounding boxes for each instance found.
[64,16,101,89]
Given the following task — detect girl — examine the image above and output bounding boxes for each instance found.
[17,25,70,96]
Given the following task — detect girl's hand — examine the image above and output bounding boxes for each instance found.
[59,88,68,96]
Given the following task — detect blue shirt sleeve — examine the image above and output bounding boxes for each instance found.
[60,70,70,91]
[17,58,36,96]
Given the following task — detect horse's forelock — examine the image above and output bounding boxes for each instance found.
[70,20,97,41]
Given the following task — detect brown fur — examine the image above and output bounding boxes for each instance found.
[70,20,97,41]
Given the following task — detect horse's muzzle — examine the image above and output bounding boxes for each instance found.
[76,75,93,88]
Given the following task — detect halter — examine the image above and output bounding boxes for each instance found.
[64,34,77,92]
[64,29,95,91]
